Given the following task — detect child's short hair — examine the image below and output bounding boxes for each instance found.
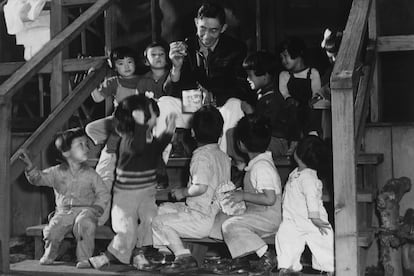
[235,114,271,153]
[109,46,137,69]
[295,135,331,173]
[197,2,226,25]
[192,105,224,144]
[143,40,171,66]
[243,51,278,77]
[55,128,86,153]
[114,94,160,134]
[279,36,307,59]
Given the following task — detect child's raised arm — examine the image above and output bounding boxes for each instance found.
[17,149,56,187]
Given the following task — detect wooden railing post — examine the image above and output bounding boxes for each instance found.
[51,0,69,110]
[104,5,116,116]
[0,96,11,273]
[369,0,382,123]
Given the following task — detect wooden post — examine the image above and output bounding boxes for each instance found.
[151,0,160,42]
[331,84,359,275]
[104,4,116,115]
[0,96,11,273]
[255,0,261,50]
[369,0,382,122]
[50,0,69,110]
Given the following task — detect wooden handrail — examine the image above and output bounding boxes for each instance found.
[0,0,112,100]
[331,0,372,90]
[0,57,106,76]
[9,61,107,181]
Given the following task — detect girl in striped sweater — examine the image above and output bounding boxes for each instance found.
[89,94,176,269]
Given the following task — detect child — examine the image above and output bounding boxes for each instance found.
[137,41,170,100]
[278,37,322,150]
[151,105,231,274]
[216,115,282,275]
[275,135,334,275]
[18,128,110,269]
[242,51,291,160]
[85,46,140,154]
[137,41,171,189]
[88,94,175,269]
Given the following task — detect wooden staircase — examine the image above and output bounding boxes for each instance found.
[0,0,394,275]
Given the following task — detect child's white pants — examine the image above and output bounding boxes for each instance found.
[275,218,334,272]
[107,186,158,264]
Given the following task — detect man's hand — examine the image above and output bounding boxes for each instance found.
[310,217,331,235]
[169,41,187,69]
[171,187,187,201]
[17,149,34,170]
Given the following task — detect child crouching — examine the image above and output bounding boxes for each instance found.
[19,128,110,269]
[151,105,231,274]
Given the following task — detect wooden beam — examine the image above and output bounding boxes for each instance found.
[61,0,96,6]
[0,0,113,99]
[104,4,116,115]
[0,97,11,273]
[0,57,107,76]
[331,84,359,275]
[369,0,382,122]
[50,0,69,110]
[151,0,160,41]
[331,0,372,89]
[377,35,414,52]
[10,62,106,182]
[255,0,261,50]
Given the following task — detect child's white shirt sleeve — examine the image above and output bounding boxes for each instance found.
[299,176,322,218]
[310,68,321,97]
[278,71,291,99]
[251,162,282,195]
[189,154,211,186]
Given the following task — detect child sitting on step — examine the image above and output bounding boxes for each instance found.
[88,94,175,270]
[275,135,333,275]
[18,128,110,269]
[151,105,231,274]
[216,114,282,275]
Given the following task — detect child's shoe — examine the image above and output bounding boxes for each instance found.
[88,253,110,269]
[132,251,150,270]
[39,256,54,265]
[76,260,91,269]
[160,255,198,274]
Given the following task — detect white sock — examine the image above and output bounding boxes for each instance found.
[256,245,268,258]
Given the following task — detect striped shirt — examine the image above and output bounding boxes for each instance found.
[115,124,172,190]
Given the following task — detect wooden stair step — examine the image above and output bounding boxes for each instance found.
[322,190,374,203]
[358,228,376,248]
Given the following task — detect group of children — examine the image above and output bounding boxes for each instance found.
[17,3,342,275]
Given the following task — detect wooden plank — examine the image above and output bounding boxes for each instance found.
[331,0,372,89]
[150,0,160,41]
[61,0,96,6]
[377,35,414,52]
[10,63,106,182]
[0,0,113,100]
[331,86,359,275]
[0,57,106,76]
[255,0,261,50]
[0,98,11,273]
[50,0,69,110]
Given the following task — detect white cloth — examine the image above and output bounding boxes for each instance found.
[217,98,244,153]
[4,0,50,60]
[276,167,334,272]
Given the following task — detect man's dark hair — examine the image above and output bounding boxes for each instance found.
[55,128,86,153]
[279,36,307,59]
[234,114,271,153]
[243,51,278,77]
[114,94,160,134]
[197,2,226,25]
[109,46,137,69]
[192,105,224,144]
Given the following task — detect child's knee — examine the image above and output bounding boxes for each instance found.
[152,216,164,231]
[221,218,238,234]
[74,217,97,237]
